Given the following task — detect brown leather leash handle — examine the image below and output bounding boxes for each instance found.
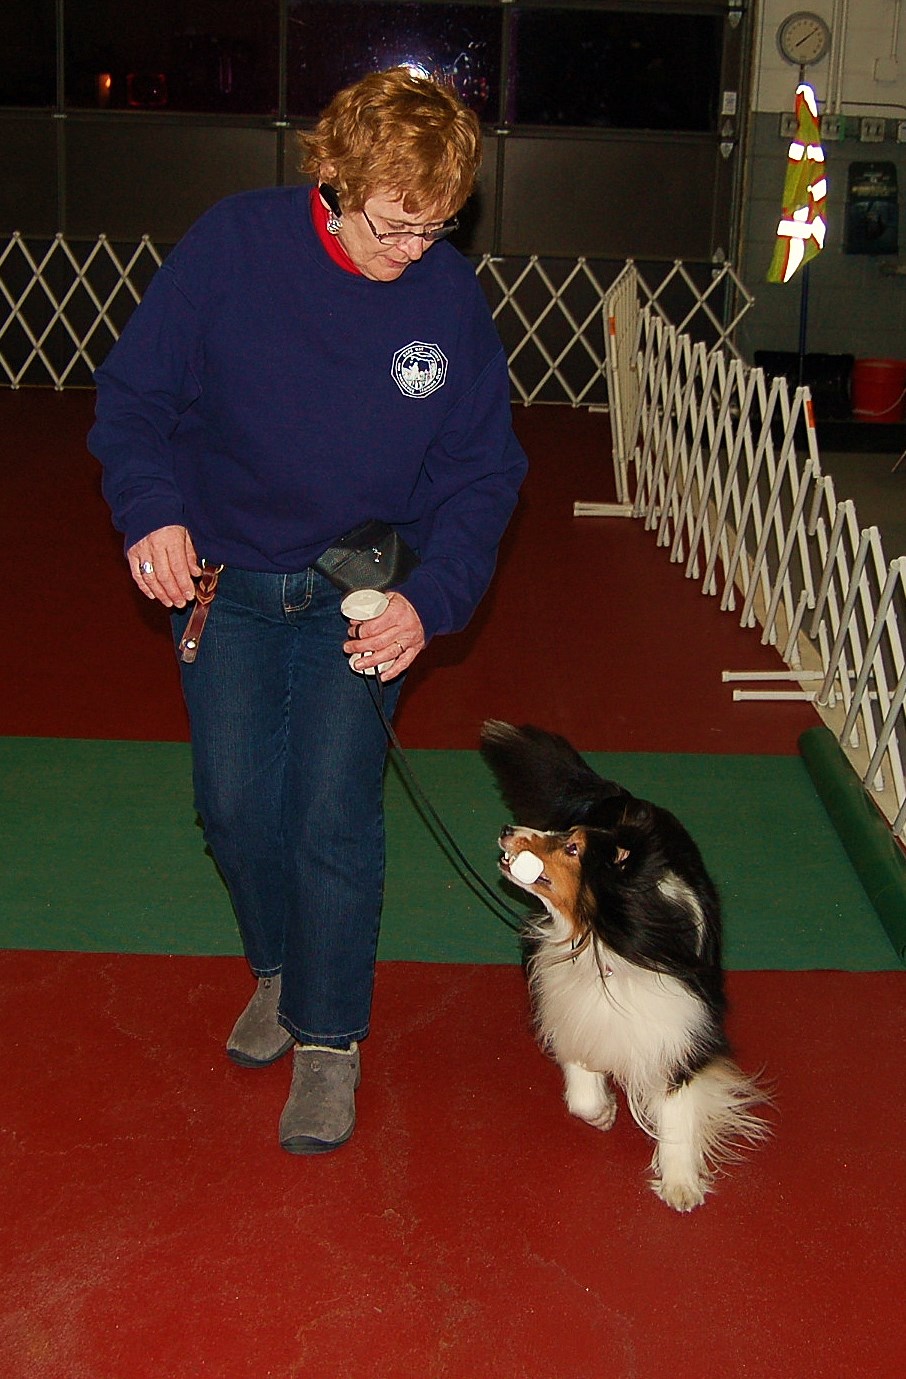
[177,563,224,663]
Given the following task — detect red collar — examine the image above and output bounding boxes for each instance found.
[309,186,362,275]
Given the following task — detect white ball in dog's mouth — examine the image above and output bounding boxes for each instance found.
[508,850,545,883]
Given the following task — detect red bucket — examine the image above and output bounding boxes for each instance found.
[851,358,906,423]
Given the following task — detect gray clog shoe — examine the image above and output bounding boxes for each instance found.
[226,974,294,1067]
[279,1043,360,1154]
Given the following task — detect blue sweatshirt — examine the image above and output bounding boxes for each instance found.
[89,186,527,642]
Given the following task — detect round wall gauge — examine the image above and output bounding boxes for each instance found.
[777,11,831,67]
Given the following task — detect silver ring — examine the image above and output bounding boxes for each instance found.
[139,560,155,576]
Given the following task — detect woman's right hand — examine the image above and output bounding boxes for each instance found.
[128,525,202,607]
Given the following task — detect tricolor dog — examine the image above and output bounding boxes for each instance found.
[481,721,770,1212]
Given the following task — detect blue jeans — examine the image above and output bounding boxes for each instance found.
[173,567,404,1048]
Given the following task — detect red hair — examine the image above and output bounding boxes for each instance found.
[299,68,482,218]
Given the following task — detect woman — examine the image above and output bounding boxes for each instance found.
[89,69,527,1154]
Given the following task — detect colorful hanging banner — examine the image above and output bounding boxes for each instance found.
[767,83,828,283]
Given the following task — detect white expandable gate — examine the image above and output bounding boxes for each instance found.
[0,233,165,389]
[0,232,749,399]
[4,231,903,840]
[603,262,906,843]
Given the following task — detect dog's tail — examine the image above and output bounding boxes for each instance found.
[480,720,625,832]
[689,1057,774,1165]
[639,1056,774,1196]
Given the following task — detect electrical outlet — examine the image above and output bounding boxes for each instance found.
[779,112,798,138]
[860,117,886,143]
[822,114,845,141]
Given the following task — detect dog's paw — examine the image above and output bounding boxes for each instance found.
[581,1097,618,1132]
[563,1064,617,1130]
[652,1176,707,1213]
[565,1075,618,1131]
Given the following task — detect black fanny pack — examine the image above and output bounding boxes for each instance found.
[312,519,419,593]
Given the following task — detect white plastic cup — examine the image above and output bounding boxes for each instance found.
[341,589,389,621]
[341,589,392,675]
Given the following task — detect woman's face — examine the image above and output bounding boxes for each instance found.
[326,188,449,283]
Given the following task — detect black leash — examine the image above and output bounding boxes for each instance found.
[365,675,525,935]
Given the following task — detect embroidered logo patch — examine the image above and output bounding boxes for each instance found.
[391,341,448,399]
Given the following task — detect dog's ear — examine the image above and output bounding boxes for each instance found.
[480,720,625,831]
[585,802,696,893]
[580,826,639,880]
[606,801,670,876]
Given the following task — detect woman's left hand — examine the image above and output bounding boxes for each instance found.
[343,591,426,682]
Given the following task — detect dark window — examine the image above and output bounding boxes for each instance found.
[0,0,56,107]
[510,8,723,131]
[63,0,280,113]
[6,2,724,131]
[287,2,500,120]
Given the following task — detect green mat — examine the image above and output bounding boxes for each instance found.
[0,737,899,969]
[800,725,906,963]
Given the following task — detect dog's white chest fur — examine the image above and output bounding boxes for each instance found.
[530,912,709,1086]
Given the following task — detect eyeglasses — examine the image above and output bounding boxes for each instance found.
[360,205,459,244]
